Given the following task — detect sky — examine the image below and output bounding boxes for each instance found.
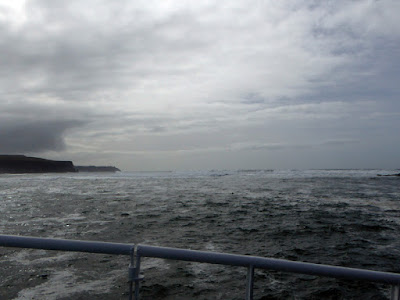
[0,0,399,171]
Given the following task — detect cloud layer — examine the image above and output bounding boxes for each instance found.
[0,120,82,153]
[0,0,399,169]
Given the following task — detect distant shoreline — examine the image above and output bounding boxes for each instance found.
[75,166,121,172]
[0,155,120,174]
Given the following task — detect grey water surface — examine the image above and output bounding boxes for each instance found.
[1,170,400,299]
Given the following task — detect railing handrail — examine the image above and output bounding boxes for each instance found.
[138,244,400,285]
[2,234,400,285]
[1,234,400,299]
[0,234,134,255]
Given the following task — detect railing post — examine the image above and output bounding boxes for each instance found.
[134,252,142,300]
[245,265,255,300]
[128,246,143,300]
[391,285,400,300]
[128,249,135,300]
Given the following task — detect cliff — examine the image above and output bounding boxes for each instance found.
[75,166,121,172]
[0,155,77,173]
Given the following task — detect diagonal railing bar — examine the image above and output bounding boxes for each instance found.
[136,244,400,285]
[0,234,133,255]
[2,234,400,299]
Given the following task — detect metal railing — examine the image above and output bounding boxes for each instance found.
[1,234,400,300]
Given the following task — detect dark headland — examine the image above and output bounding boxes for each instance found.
[0,155,76,173]
[0,155,120,173]
[377,173,400,177]
[75,166,121,172]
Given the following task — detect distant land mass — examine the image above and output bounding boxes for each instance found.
[75,166,121,172]
[0,155,120,174]
[0,155,76,173]
[377,173,400,177]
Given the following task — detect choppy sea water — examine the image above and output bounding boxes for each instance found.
[1,169,400,299]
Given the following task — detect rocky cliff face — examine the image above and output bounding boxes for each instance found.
[0,155,77,173]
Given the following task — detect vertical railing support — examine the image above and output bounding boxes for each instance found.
[128,248,135,300]
[245,265,255,300]
[134,251,142,300]
[391,285,400,300]
[128,246,143,300]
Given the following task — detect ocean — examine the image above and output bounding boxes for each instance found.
[1,169,400,299]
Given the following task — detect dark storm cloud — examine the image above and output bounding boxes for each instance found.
[0,120,84,153]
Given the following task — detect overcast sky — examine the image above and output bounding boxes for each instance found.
[0,0,399,171]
